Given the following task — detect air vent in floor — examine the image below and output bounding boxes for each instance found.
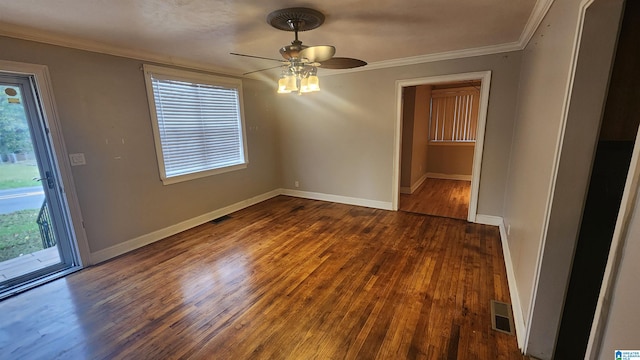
[211,215,231,224]
[491,300,515,335]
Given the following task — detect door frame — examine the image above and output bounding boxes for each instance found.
[0,60,90,270]
[392,70,492,222]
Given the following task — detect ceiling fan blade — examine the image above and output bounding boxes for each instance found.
[299,45,336,63]
[230,52,285,63]
[243,64,285,76]
[319,57,367,69]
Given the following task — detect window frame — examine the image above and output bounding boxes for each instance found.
[143,64,248,185]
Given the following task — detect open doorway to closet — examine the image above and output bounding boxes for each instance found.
[395,72,490,221]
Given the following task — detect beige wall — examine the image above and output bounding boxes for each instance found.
[502,0,624,357]
[426,145,474,176]
[400,84,431,191]
[0,36,280,255]
[400,87,416,188]
[597,192,640,358]
[503,0,584,353]
[278,52,522,215]
[4,5,633,358]
[410,85,431,186]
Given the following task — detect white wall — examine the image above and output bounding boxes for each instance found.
[0,36,281,259]
[502,0,624,357]
[277,52,522,216]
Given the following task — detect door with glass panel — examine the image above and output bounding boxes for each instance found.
[0,72,79,297]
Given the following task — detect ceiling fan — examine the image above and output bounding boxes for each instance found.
[230,7,367,93]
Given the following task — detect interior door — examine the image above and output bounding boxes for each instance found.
[0,72,80,297]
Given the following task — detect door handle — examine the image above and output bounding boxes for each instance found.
[33,171,55,189]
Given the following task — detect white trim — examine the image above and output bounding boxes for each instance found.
[523,0,594,352]
[473,214,525,350]
[1,1,555,78]
[0,59,91,266]
[90,188,393,264]
[142,64,249,186]
[281,189,393,210]
[498,218,526,351]
[321,0,555,76]
[519,0,556,48]
[400,173,428,194]
[327,42,521,76]
[0,23,239,77]
[90,189,281,264]
[474,214,503,227]
[393,71,492,226]
[426,172,472,181]
[585,116,640,358]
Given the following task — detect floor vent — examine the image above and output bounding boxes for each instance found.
[490,300,515,335]
[211,215,231,224]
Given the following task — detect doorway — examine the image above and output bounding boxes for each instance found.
[393,71,491,222]
[399,81,480,219]
[0,65,85,298]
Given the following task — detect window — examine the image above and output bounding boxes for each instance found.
[429,86,479,144]
[143,65,248,185]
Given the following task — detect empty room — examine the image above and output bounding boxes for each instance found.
[0,0,639,359]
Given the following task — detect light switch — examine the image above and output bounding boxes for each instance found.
[69,153,86,166]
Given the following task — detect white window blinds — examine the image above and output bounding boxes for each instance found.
[430,86,479,143]
[143,65,247,184]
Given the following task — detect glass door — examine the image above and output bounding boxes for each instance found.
[0,73,79,296]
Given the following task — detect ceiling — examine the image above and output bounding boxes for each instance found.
[0,0,547,77]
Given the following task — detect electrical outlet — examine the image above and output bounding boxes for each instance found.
[294,181,299,188]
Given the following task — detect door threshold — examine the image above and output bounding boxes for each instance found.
[0,265,82,301]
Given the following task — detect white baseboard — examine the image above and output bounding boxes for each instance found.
[498,218,526,351]
[475,214,525,350]
[89,189,281,264]
[426,172,472,181]
[400,173,428,194]
[90,188,393,264]
[88,187,522,352]
[280,188,393,210]
[475,214,503,226]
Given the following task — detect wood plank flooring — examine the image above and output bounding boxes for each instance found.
[0,196,525,359]
[400,178,471,220]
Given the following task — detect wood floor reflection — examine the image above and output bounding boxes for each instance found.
[400,178,471,220]
[0,196,525,359]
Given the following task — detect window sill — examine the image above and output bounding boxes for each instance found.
[428,141,476,147]
[161,162,248,185]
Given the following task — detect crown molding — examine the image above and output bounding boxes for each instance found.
[0,22,241,77]
[323,41,522,76]
[322,0,555,76]
[0,0,554,78]
[519,0,556,48]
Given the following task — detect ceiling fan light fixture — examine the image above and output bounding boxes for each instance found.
[284,73,298,92]
[300,77,311,93]
[232,7,366,93]
[307,75,320,92]
[277,77,291,93]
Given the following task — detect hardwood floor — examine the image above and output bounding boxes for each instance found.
[400,178,471,220]
[0,196,525,359]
